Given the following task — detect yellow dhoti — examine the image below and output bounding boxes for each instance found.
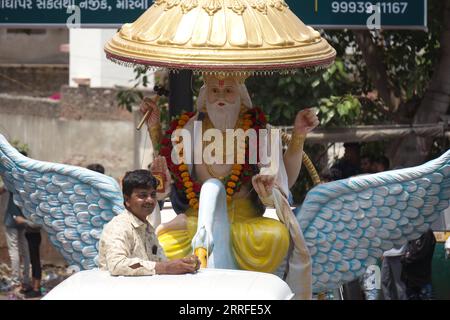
[157,198,290,273]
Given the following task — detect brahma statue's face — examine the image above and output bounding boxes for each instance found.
[205,77,241,131]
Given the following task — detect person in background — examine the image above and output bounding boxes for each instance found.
[360,155,374,174]
[14,215,42,298]
[329,143,361,180]
[381,245,407,300]
[1,149,44,298]
[372,155,390,173]
[361,264,381,300]
[87,163,105,174]
[401,229,436,300]
[0,185,31,293]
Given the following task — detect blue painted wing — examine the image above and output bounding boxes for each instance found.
[296,150,450,293]
[0,134,124,270]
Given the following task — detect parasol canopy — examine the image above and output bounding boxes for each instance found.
[105,0,336,75]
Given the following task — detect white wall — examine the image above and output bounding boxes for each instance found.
[0,28,69,64]
[69,29,102,87]
[69,28,154,88]
[0,108,156,180]
[0,113,133,180]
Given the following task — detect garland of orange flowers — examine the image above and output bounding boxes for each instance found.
[160,108,267,209]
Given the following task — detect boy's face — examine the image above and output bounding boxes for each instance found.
[372,162,386,173]
[361,157,372,173]
[124,187,157,222]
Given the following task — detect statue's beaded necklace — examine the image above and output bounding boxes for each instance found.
[161,107,267,209]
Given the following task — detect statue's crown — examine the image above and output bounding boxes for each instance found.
[203,74,249,85]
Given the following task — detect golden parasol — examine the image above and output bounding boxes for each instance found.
[106,0,332,184]
[105,0,336,75]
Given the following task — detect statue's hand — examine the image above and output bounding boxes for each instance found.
[252,174,276,206]
[140,97,160,127]
[150,156,171,198]
[293,108,319,135]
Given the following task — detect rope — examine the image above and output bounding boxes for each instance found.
[281,132,321,186]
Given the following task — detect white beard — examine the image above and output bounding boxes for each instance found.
[206,98,241,131]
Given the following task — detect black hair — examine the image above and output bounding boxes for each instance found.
[122,169,158,197]
[87,163,105,174]
[320,169,335,182]
[343,142,361,150]
[360,154,374,161]
[374,155,390,170]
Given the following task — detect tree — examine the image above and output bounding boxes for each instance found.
[244,0,448,201]
[248,0,447,165]
[352,0,449,167]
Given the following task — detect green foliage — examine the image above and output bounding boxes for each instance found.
[11,139,30,156]
[244,0,445,203]
[378,1,443,102]
[116,67,171,134]
[318,94,361,127]
[116,66,148,112]
[246,57,360,126]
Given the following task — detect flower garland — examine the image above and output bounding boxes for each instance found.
[160,107,268,209]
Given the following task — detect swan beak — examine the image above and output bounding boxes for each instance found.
[194,247,208,268]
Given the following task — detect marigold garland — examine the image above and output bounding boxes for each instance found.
[161,108,267,209]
